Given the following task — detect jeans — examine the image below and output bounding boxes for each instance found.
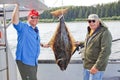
[83,69,104,80]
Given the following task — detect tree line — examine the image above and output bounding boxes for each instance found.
[40,0,120,21]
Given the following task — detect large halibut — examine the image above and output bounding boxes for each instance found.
[48,9,76,70]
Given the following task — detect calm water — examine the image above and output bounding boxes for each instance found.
[7,21,120,60]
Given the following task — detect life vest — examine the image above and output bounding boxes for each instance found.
[0,31,2,43]
[0,31,2,39]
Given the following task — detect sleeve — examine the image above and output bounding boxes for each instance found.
[13,21,24,33]
[94,30,112,70]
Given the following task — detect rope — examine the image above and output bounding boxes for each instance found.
[61,0,64,15]
[52,0,58,7]
[51,0,65,22]
[52,0,64,8]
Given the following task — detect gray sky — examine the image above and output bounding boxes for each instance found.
[44,0,118,7]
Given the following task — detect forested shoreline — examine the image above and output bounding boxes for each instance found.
[39,0,120,22]
[20,0,120,22]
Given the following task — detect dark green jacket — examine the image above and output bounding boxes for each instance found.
[83,24,112,71]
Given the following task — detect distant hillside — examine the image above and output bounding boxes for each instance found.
[40,0,120,21]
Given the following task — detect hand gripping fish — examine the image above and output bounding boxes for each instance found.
[48,8,76,70]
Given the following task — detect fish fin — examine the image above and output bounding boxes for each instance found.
[48,23,60,49]
[50,8,68,17]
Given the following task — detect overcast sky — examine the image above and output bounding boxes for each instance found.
[44,0,118,7]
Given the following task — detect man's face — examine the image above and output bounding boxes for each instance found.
[88,19,100,30]
[28,15,39,27]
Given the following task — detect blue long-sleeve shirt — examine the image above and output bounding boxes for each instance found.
[13,21,40,66]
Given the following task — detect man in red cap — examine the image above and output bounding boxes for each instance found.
[27,9,39,27]
[12,4,49,80]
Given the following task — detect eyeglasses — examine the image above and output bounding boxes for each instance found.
[88,20,96,23]
[31,16,39,19]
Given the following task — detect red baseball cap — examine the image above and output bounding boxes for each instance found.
[28,9,39,16]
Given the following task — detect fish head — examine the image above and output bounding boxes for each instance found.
[57,58,67,71]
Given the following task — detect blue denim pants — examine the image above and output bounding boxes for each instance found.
[83,69,104,80]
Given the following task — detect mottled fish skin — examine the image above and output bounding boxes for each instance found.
[53,16,73,70]
[49,9,76,70]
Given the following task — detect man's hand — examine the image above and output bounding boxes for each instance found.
[74,41,80,46]
[90,66,98,74]
[41,43,50,48]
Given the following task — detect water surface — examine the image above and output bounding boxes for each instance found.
[7,21,120,60]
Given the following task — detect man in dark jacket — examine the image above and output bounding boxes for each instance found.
[75,14,112,80]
